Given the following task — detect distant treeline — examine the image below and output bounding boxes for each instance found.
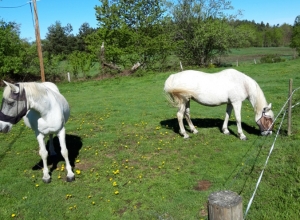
[0,0,299,81]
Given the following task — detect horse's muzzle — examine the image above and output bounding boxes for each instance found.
[0,122,12,133]
[257,115,274,136]
[261,130,272,136]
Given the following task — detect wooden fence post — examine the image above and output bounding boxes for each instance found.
[208,190,243,220]
[288,79,293,136]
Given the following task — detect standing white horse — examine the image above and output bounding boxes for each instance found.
[0,81,75,183]
[164,69,274,140]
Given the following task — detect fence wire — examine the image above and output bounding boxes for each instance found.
[244,87,300,219]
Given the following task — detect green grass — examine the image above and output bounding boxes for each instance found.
[221,47,296,66]
[0,57,300,219]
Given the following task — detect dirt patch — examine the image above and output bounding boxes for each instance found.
[194,180,212,191]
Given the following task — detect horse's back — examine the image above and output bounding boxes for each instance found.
[164,69,256,106]
[44,82,70,123]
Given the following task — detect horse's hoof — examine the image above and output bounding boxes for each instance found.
[66,176,75,182]
[192,129,198,134]
[183,134,189,139]
[42,178,51,184]
[240,137,247,141]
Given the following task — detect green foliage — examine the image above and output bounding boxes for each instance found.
[0,20,25,77]
[260,54,285,63]
[171,0,245,66]
[67,51,95,78]
[290,16,300,55]
[43,21,77,58]
[92,0,174,70]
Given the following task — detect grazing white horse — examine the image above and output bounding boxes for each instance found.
[164,69,274,140]
[0,81,75,183]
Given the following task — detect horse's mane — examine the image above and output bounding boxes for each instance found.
[17,82,48,101]
[251,82,268,114]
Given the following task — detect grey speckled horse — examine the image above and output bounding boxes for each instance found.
[0,81,75,183]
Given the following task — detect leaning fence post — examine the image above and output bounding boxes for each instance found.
[208,190,243,220]
[288,79,293,136]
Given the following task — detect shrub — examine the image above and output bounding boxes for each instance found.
[260,54,285,63]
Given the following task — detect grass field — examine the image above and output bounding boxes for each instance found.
[221,47,296,66]
[0,52,300,219]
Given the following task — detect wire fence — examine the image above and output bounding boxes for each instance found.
[241,86,300,219]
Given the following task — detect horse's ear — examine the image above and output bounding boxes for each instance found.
[264,103,272,112]
[3,81,19,93]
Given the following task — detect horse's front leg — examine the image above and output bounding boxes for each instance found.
[177,103,189,138]
[222,103,232,135]
[232,102,247,140]
[57,127,75,182]
[36,133,51,183]
[185,100,198,134]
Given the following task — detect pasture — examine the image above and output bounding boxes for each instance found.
[0,58,300,219]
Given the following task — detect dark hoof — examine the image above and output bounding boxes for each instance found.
[43,178,51,184]
[66,176,75,182]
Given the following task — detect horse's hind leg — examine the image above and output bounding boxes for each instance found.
[185,100,198,134]
[177,101,189,139]
[57,127,75,182]
[222,103,232,135]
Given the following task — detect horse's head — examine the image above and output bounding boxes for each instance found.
[0,81,27,133]
[256,103,274,136]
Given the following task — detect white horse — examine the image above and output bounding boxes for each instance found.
[0,81,75,183]
[164,69,274,140]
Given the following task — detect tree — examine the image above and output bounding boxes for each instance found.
[91,0,173,71]
[290,15,300,56]
[43,21,76,58]
[0,19,25,77]
[170,0,244,66]
[77,23,96,52]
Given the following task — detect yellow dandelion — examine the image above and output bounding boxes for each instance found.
[58,175,61,179]
[114,191,119,195]
[11,214,16,217]
[113,181,118,186]
[75,170,81,175]
[76,159,80,163]
[92,201,95,205]
[35,184,39,187]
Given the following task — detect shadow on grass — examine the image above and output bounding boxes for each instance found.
[32,134,82,172]
[160,118,260,137]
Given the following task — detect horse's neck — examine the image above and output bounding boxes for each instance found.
[24,83,51,116]
[248,83,267,115]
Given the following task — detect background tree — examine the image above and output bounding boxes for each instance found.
[0,20,25,78]
[290,15,300,56]
[77,22,96,52]
[91,0,173,71]
[170,0,246,66]
[43,21,76,58]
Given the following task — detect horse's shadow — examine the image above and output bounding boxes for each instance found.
[160,118,260,137]
[32,134,82,172]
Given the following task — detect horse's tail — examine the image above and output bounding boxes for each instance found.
[164,74,196,108]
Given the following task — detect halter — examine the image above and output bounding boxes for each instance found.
[0,84,27,124]
[256,111,274,133]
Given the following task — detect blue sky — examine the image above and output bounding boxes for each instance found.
[0,0,299,41]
